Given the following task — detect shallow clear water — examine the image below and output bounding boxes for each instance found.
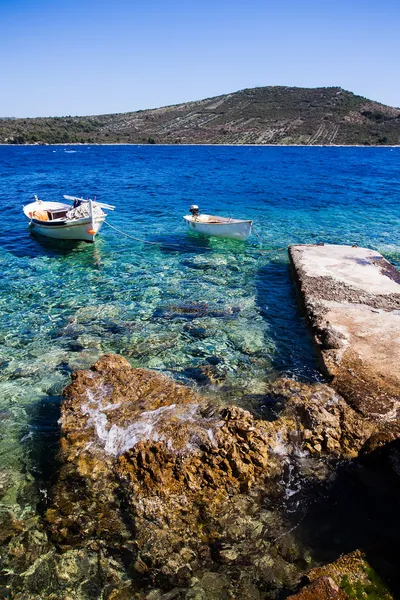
[0,145,399,500]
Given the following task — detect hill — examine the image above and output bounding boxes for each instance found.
[1,86,400,145]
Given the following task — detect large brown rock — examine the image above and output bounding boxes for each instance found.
[48,356,290,584]
[45,355,386,595]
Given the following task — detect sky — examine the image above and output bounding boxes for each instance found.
[1,0,400,117]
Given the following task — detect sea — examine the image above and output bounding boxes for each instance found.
[0,145,399,592]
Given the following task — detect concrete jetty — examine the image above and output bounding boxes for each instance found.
[289,244,400,419]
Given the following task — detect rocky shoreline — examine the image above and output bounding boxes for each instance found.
[1,350,398,599]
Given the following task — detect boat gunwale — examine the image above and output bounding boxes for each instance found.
[29,215,106,228]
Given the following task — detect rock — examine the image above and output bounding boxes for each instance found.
[183,358,230,386]
[45,355,393,596]
[289,244,400,418]
[361,421,400,454]
[46,356,294,590]
[0,507,24,544]
[288,550,394,600]
[0,468,25,506]
[185,572,233,599]
[272,379,376,459]
[0,510,132,600]
[124,331,180,358]
[183,323,210,339]
[153,302,239,321]
[218,547,239,563]
[75,334,103,350]
[74,304,120,325]
[287,576,345,600]
[225,321,267,355]
[55,549,96,585]
[22,551,58,594]
[183,255,231,271]
[0,506,57,597]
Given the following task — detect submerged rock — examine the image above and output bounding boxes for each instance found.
[0,506,134,599]
[183,358,230,386]
[153,301,240,321]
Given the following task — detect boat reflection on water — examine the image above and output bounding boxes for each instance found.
[29,228,105,268]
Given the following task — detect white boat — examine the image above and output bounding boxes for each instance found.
[23,195,115,242]
[184,205,253,241]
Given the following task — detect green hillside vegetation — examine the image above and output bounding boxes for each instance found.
[1,86,400,145]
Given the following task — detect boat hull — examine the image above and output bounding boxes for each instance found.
[28,216,105,242]
[184,216,252,241]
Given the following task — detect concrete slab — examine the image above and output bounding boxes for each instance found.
[289,244,400,419]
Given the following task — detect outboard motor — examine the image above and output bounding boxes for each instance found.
[189,205,200,217]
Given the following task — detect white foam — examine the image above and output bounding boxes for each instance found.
[271,431,289,457]
[81,386,220,456]
[81,385,115,446]
[207,428,217,447]
[104,404,177,456]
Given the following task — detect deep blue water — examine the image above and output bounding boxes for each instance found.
[0,145,399,500]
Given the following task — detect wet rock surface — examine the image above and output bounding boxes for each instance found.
[287,577,346,600]
[287,550,394,600]
[289,244,400,419]
[26,355,391,598]
[2,354,398,598]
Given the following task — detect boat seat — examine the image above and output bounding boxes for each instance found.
[29,210,49,221]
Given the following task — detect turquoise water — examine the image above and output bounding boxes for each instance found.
[0,145,399,501]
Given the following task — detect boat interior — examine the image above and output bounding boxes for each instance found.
[188,214,251,224]
[28,207,69,222]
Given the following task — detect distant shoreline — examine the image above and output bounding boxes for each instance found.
[0,143,399,148]
[2,87,399,147]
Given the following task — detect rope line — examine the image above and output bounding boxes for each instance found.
[252,226,287,253]
[252,225,266,244]
[104,220,287,255]
[104,220,182,247]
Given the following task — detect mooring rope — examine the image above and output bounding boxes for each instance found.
[104,220,287,255]
[252,226,288,254]
[252,225,266,244]
[104,220,182,247]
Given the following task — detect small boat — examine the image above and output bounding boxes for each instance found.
[23,195,115,242]
[184,205,253,241]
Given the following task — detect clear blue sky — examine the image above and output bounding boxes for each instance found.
[1,0,400,117]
